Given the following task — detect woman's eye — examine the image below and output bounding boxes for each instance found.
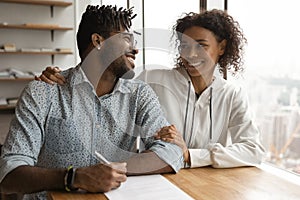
[179,44,189,50]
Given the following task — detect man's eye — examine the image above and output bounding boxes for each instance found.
[123,36,131,42]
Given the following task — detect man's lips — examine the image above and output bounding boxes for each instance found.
[125,54,136,68]
[126,53,136,60]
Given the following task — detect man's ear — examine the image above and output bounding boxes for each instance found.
[91,33,104,49]
[219,39,227,56]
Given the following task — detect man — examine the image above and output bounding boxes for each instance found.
[0,5,182,199]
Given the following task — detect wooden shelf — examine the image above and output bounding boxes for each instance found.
[0,24,72,31]
[0,0,72,7]
[0,78,34,81]
[0,104,15,110]
[0,51,73,55]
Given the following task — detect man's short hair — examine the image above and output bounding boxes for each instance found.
[77,5,137,58]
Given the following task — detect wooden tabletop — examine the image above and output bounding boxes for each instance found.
[48,166,300,200]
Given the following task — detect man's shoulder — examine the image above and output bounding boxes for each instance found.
[26,79,56,94]
[118,78,150,92]
[60,67,77,77]
[24,67,76,98]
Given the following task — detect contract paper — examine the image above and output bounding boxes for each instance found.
[105,174,194,200]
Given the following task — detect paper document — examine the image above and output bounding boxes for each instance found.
[105,174,194,200]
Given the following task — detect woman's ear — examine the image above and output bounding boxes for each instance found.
[219,39,227,56]
[91,33,104,50]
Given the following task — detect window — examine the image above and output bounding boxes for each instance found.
[89,0,300,175]
[228,0,300,175]
[143,0,200,71]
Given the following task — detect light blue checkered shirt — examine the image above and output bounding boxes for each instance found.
[0,66,183,199]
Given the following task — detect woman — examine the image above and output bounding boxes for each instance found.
[37,9,265,168]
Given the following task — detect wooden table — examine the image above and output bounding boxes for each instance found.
[48,167,300,200]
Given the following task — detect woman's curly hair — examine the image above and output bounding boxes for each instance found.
[172,9,247,76]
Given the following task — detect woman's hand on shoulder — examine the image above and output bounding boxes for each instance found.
[35,66,65,85]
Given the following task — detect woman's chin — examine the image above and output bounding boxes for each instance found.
[185,63,214,78]
[185,66,203,76]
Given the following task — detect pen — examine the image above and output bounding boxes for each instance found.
[95,151,111,164]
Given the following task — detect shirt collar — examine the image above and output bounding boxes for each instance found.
[69,65,132,95]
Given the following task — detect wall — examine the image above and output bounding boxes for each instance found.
[0,1,76,144]
[0,1,76,96]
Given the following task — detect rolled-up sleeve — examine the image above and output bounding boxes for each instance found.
[0,155,35,182]
[136,83,183,172]
[149,140,183,172]
[0,82,48,182]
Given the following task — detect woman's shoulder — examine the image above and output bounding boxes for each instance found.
[136,68,185,83]
[138,68,176,76]
[214,76,247,100]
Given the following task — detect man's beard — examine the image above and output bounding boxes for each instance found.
[110,56,135,79]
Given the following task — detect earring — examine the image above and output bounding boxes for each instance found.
[97,44,101,50]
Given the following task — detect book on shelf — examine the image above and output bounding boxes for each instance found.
[20,48,41,52]
[40,48,53,52]
[0,70,14,79]
[6,97,18,105]
[0,97,18,106]
[10,69,35,78]
[0,22,8,26]
[3,43,16,52]
[0,97,7,105]
[0,69,15,79]
[23,23,59,28]
[0,68,35,79]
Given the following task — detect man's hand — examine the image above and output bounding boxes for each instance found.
[154,125,190,163]
[35,66,65,85]
[74,162,127,193]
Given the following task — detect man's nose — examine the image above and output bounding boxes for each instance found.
[132,48,139,55]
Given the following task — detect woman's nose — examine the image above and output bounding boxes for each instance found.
[185,46,199,59]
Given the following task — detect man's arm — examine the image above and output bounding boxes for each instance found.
[0,166,65,194]
[126,151,173,175]
[0,163,127,194]
[134,83,184,173]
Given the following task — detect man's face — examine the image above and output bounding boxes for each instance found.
[101,30,138,79]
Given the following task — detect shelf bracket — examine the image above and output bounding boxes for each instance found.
[50,6,54,18]
[51,30,54,41]
[51,55,54,65]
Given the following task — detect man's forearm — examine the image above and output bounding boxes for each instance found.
[0,165,66,194]
[126,151,174,175]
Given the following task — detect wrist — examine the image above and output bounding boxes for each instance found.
[64,165,78,192]
[183,149,190,164]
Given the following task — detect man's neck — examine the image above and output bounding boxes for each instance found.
[95,71,117,97]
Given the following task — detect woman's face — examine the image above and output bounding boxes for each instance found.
[179,26,225,77]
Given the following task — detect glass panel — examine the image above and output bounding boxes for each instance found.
[207,0,225,10]
[228,0,300,175]
[101,0,127,7]
[143,0,200,70]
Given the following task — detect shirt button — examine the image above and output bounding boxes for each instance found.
[96,124,101,128]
